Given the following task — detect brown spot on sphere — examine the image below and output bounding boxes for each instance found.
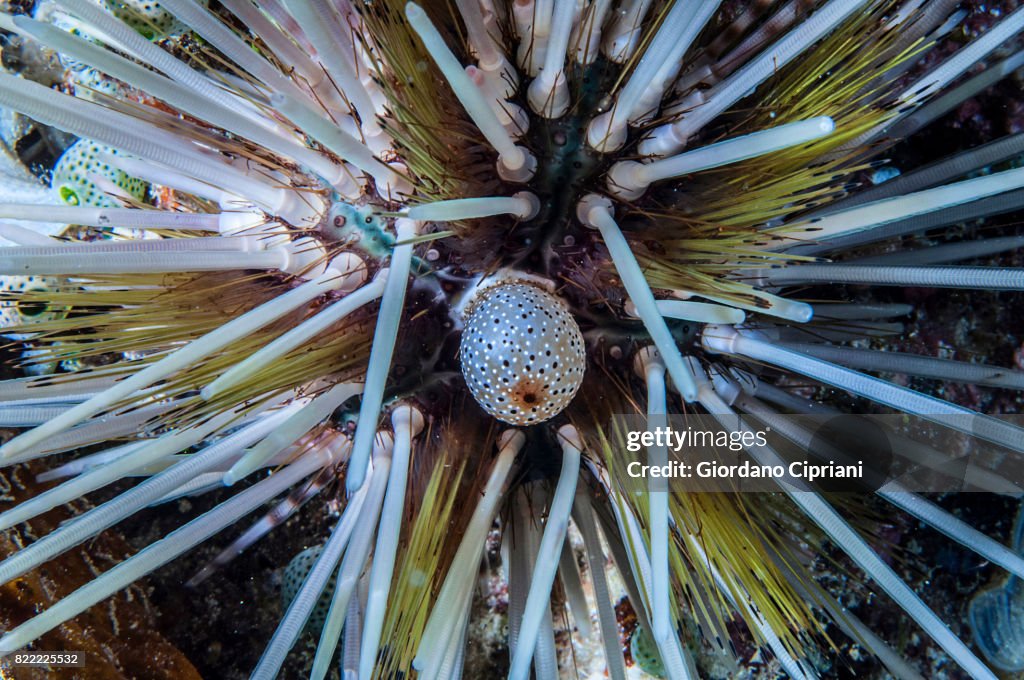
[460,282,586,425]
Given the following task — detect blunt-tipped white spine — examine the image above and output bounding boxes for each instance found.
[572,0,613,64]
[558,540,591,638]
[0,374,120,403]
[219,0,320,84]
[701,325,1024,454]
[0,203,233,232]
[59,0,253,115]
[0,406,240,571]
[340,592,363,680]
[765,264,1024,289]
[516,0,553,76]
[0,270,347,460]
[740,393,1024,582]
[652,299,746,325]
[608,485,697,680]
[0,445,333,655]
[853,235,1024,267]
[14,15,353,194]
[35,441,144,483]
[889,49,1024,140]
[405,193,539,221]
[0,237,289,275]
[467,65,529,137]
[249,462,372,680]
[602,0,653,63]
[2,399,174,464]
[578,195,698,401]
[346,219,417,491]
[571,493,627,680]
[634,347,673,646]
[310,433,393,680]
[879,488,1024,581]
[669,287,814,323]
[281,0,382,139]
[0,73,311,220]
[455,0,504,69]
[0,403,297,584]
[406,2,536,181]
[222,382,363,485]
[0,221,55,246]
[776,342,1024,390]
[588,1,720,152]
[526,0,574,118]
[641,0,869,156]
[414,430,524,678]
[846,5,1024,150]
[270,92,404,197]
[608,116,834,199]
[98,154,241,207]
[157,0,307,103]
[0,404,77,427]
[691,365,997,680]
[204,271,377,402]
[507,425,581,680]
[358,406,425,680]
[771,166,1024,250]
[811,303,913,319]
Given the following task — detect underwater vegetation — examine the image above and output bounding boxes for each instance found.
[0,0,1022,677]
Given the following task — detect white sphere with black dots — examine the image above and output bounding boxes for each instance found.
[460,282,586,425]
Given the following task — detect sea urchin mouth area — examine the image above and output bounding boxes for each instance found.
[459,282,586,425]
[505,65,614,271]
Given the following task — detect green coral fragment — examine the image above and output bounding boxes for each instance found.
[0,275,68,339]
[103,1,184,40]
[631,625,667,678]
[52,140,147,208]
[281,545,337,636]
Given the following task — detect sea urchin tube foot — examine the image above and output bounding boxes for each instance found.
[460,281,585,425]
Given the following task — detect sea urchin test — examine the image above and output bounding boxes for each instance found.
[460,282,585,425]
